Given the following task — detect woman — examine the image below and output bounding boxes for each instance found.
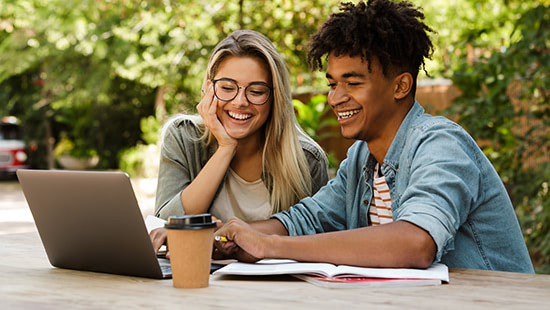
[150,30,328,251]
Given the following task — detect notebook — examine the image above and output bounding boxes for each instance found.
[16,169,172,279]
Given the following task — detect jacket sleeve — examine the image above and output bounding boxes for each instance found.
[272,143,362,236]
[394,122,482,262]
[300,140,329,195]
[154,118,206,220]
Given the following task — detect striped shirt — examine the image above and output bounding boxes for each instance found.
[369,164,393,226]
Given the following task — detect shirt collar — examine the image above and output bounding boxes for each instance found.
[383,100,424,171]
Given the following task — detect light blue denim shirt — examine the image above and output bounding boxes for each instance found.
[273,101,534,273]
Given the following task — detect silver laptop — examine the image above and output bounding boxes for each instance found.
[16,169,171,279]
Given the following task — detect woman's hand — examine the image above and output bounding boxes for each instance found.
[213,217,268,263]
[196,82,237,149]
[178,84,238,215]
[149,227,169,258]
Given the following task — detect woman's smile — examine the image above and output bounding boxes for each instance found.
[227,110,253,121]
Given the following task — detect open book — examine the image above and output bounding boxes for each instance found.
[213,259,449,288]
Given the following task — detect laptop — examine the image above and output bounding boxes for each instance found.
[16,169,172,279]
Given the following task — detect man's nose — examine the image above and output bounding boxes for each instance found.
[328,84,350,107]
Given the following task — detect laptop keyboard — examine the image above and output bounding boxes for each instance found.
[160,264,172,275]
[158,258,172,276]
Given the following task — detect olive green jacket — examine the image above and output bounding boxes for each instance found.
[154,115,329,220]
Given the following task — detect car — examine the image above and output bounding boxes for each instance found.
[0,116,28,176]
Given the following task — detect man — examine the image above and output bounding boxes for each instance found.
[215,0,534,272]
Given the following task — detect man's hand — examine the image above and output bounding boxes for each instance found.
[212,215,224,230]
[213,217,269,263]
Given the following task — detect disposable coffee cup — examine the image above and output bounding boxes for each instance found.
[165,214,216,288]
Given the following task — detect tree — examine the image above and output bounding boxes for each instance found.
[0,0,220,167]
[0,0,335,168]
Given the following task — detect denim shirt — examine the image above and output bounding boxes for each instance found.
[273,101,534,273]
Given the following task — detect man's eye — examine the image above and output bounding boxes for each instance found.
[348,82,361,86]
[327,83,336,88]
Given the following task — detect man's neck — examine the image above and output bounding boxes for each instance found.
[368,99,414,165]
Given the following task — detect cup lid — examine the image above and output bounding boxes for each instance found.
[164,214,217,230]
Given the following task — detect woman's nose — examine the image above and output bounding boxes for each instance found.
[232,87,249,106]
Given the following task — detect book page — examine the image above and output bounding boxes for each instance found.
[333,263,449,282]
[145,215,166,233]
[214,259,338,277]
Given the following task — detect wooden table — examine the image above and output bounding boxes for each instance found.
[1,232,549,309]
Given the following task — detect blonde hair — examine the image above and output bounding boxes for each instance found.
[200,30,324,213]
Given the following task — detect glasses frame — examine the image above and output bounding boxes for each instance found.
[212,78,272,106]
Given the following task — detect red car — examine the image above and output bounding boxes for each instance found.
[0,116,28,175]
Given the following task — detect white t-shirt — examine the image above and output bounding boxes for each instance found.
[210,168,271,222]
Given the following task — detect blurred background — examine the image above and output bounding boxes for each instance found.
[0,0,549,273]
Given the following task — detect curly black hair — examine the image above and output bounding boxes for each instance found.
[308,0,434,83]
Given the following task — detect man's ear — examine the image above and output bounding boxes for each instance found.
[393,72,413,100]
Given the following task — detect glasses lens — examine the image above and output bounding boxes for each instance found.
[214,80,238,101]
[246,84,270,105]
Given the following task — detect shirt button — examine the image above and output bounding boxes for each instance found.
[363,200,368,205]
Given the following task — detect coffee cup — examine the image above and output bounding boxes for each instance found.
[164,214,216,288]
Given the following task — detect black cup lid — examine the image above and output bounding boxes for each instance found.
[164,214,216,230]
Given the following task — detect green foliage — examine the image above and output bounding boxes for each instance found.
[118,143,159,179]
[140,115,161,145]
[449,4,550,272]
[293,94,338,141]
[118,115,161,178]
[53,136,97,159]
[415,0,540,78]
[293,94,339,169]
[514,166,550,274]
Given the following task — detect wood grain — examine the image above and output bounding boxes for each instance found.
[1,232,548,310]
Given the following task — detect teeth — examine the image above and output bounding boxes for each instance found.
[228,111,252,120]
[337,109,360,119]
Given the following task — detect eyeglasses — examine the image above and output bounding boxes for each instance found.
[212,78,272,105]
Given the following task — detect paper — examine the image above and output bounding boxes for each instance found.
[145,215,167,233]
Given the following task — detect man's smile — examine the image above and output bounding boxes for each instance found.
[336,109,361,120]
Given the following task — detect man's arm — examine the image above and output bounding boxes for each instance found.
[215,218,436,268]
[249,219,289,235]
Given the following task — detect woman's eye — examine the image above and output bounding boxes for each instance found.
[248,91,263,97]
[222,86,236,91]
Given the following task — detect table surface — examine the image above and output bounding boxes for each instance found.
[1,232,549,310]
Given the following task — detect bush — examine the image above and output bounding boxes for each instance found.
[514,165,550,273]
[118,116,161,178]
[293,94,340,169]
[449,5,550,272]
